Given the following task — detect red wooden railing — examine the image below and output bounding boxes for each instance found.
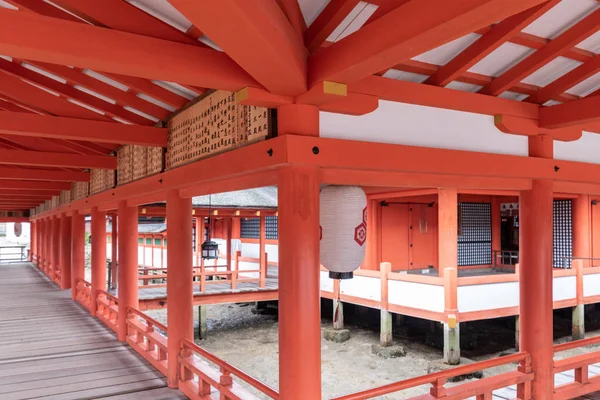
[553,335,600,399]
[96,289,118,333]
[75,278,92,310]
[126,306,168,376]
[330,352,532,400]
[54,267,61,285]
[179,338,279,400]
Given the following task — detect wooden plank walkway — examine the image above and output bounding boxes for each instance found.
[0,262,186,400]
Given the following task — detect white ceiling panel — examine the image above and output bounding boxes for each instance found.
[21,62,67,84]
[74,85,117,104]
[445,81,483,92]
[137,93,176,112]
[152,81,198,100]
[327,2,377,42]
[299,0,330,27]
[382,69,428,83]
[412,33,481,66]
[577,31,600,54]
[566,72,600,96]
[0,1,17,10]
[498,91,529,101]
[126,0,192,33]
[67,98,105,115]
[82,70,129,92]
[469,42,536,77]
[521,56,582,87]
[521,0,598,39]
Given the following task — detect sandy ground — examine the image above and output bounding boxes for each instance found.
[141,303,600,399]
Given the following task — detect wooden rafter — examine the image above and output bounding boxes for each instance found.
[308,0,549,86]
[0,149,117,169]
[168,0,307,96]
[304,0,360,54]
[1,189,61,196]
[0,59,155,125]
[479,8,600,96]
[275,0,307,39]
[0,71,111,121]
[0,112,167,147]
[539,95,600,129]
[0,180,72,191]
[0,9,260,92]
[425,1,559,87]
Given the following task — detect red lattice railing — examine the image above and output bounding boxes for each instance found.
[75,278,92,310]
[126,306,168,376]
[179,339,279,400]
[96,289,118,333]
[553,335,600,399]
[331,352,532,400]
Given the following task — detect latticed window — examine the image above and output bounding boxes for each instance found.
[457,202,492,266]
[553,199,572,268]
[240,216,278,239]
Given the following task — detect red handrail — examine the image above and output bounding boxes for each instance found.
[554,335,600,353]
[331,352,531,400]
[127,306,168,333]
[180,338,279,399]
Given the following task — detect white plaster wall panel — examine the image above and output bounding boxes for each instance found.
[521,0,598,39]
[320,270,334,293]
[320,101,529,156]
[241,243,279,262]
[555,131,600,164]
[388,281,444,313]
[468,42,535,77]
[584,273,600,297]
[340,276,381,302]
[457,282,519,313]
[553,276,577,302]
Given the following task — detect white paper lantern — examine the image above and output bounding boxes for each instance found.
[14,222,22,237]
[320,186,367,279]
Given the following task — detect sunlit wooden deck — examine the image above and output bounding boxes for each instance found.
[0,263,185,400]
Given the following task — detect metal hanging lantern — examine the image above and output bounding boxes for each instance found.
[320,185,367,279]
[201,195,219,260]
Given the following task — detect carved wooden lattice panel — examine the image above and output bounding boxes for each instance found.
[167,90,270,169]
[117,145,133,186]
[132,145,148,181]
[59,190,71,206]
[72,182,89,201]
[147,147,163,176]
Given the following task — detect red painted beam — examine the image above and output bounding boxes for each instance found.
[304,0,359,53]
[0,149,117,169]
[0,112,167,146]
[0,71,111,121]
[425,1,559,87]
[1,189,61,196]
[4,0,82,22]
[0,180,71,191]
[527,55,600,104]
[0,166,89,182]
[49,0,202,45]
[275,0,307,39]
[480,8,600,96]
[349,75,539,119]
[308,0,549,85]
[0,9,260,92]
[168,0,307,96]
[103,73,190,110]
[539,96,600,129]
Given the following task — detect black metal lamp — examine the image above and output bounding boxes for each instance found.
[201,195,219,260]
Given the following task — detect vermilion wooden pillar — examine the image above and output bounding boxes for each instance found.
[573,194,591,266]
[43,218,49,273]
[278,165,321,399]
[259,215,265,281]
[91,207,107,316]
[438,188,458,277]
[71,213,85,300]
[111,214,118,288]
[40,219,46,272]
[520,135,554,399]
[117,201,138,342]
[52,215,60,282]
[166,190,193,388]
[59,214,72,290]
[491,196,502,253]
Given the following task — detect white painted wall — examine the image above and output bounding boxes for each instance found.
[553,276,577,302]
[388,280,445,313]
[457,282,519,313]
[320,101,529,156]
[340,276,381,302]
[321,270,334,293]
[584,273,600,297]
[555,131,600,165]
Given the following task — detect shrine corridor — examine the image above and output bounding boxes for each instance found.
[0,263,185,400]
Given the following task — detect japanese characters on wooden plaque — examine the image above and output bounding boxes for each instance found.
[59,190,71,206]
[116,144,163,186]
[90,169,115,194]
[72,182,89,201]
[166,90,270,169]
